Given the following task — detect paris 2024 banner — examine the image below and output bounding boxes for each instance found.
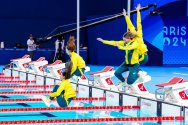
[133,0,188,65]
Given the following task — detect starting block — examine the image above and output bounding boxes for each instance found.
[125,73,151,95]
[27,57,48,75]
[71,66,91,84]
[10,55,31,71]
[155,77,188,103]
[44,60,65,78]
[89,66,117,90]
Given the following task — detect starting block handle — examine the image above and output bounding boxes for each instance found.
[10,62,14,69]
[88,75,94,86]
[155,88,166,101]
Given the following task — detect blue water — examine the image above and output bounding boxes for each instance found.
[0,65,187,125]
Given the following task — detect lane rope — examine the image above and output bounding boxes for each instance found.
[0,116,184,124]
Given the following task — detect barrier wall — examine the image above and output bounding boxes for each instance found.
[0,48,87,65]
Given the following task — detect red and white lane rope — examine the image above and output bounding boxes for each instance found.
[0,116,184,124]
[0,76,19,79]
[0,80,36,83]
[0,90,79,95]
[0,105,139,112]
[0,85,55,89]
[0,97,106,103]
[0,91,51,95]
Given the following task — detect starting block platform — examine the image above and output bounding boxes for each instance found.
[155,77,188,104]
[10,55,31,71]
[27,57,48,75]
[89,66,117,90]
[73,66,91,83]
[44,60,65,78]
[125,74,151,95]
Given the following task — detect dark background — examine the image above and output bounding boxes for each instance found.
[0,0,187,66]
